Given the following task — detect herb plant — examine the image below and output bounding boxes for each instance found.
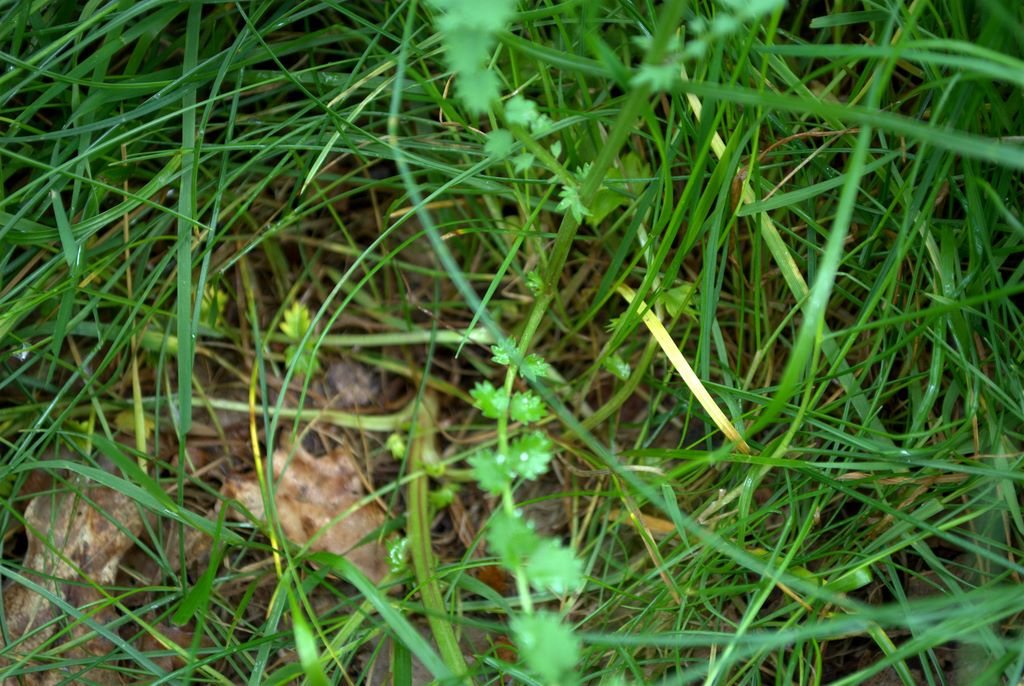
[467,344,583,684]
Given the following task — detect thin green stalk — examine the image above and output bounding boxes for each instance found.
[407,392,471,681]
[513,0,689,362]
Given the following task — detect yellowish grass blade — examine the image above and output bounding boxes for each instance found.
[617,285,751,454]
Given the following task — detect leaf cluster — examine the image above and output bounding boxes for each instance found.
[426,0,517,114]
[279,302,320,376]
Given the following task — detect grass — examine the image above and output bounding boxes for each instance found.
[2,0,1023,684]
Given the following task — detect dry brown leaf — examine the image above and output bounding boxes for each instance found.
[1,483,143,685]
[136,624,196,674]
[221,444,389,583]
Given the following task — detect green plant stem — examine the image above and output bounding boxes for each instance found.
[497,486,535,614]
[498,116,575,187]
[166,397,415,432]
[511,0,689,362]
[407,392,471,681]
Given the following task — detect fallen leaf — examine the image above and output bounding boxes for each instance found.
[1,481,143,685]
[222,444,389,583]
[474,565,510,596]
[137,624,196,673]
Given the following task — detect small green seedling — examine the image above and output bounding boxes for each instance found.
[279,302,320,376]
[201,283,229,328]
[466,340,583,685]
